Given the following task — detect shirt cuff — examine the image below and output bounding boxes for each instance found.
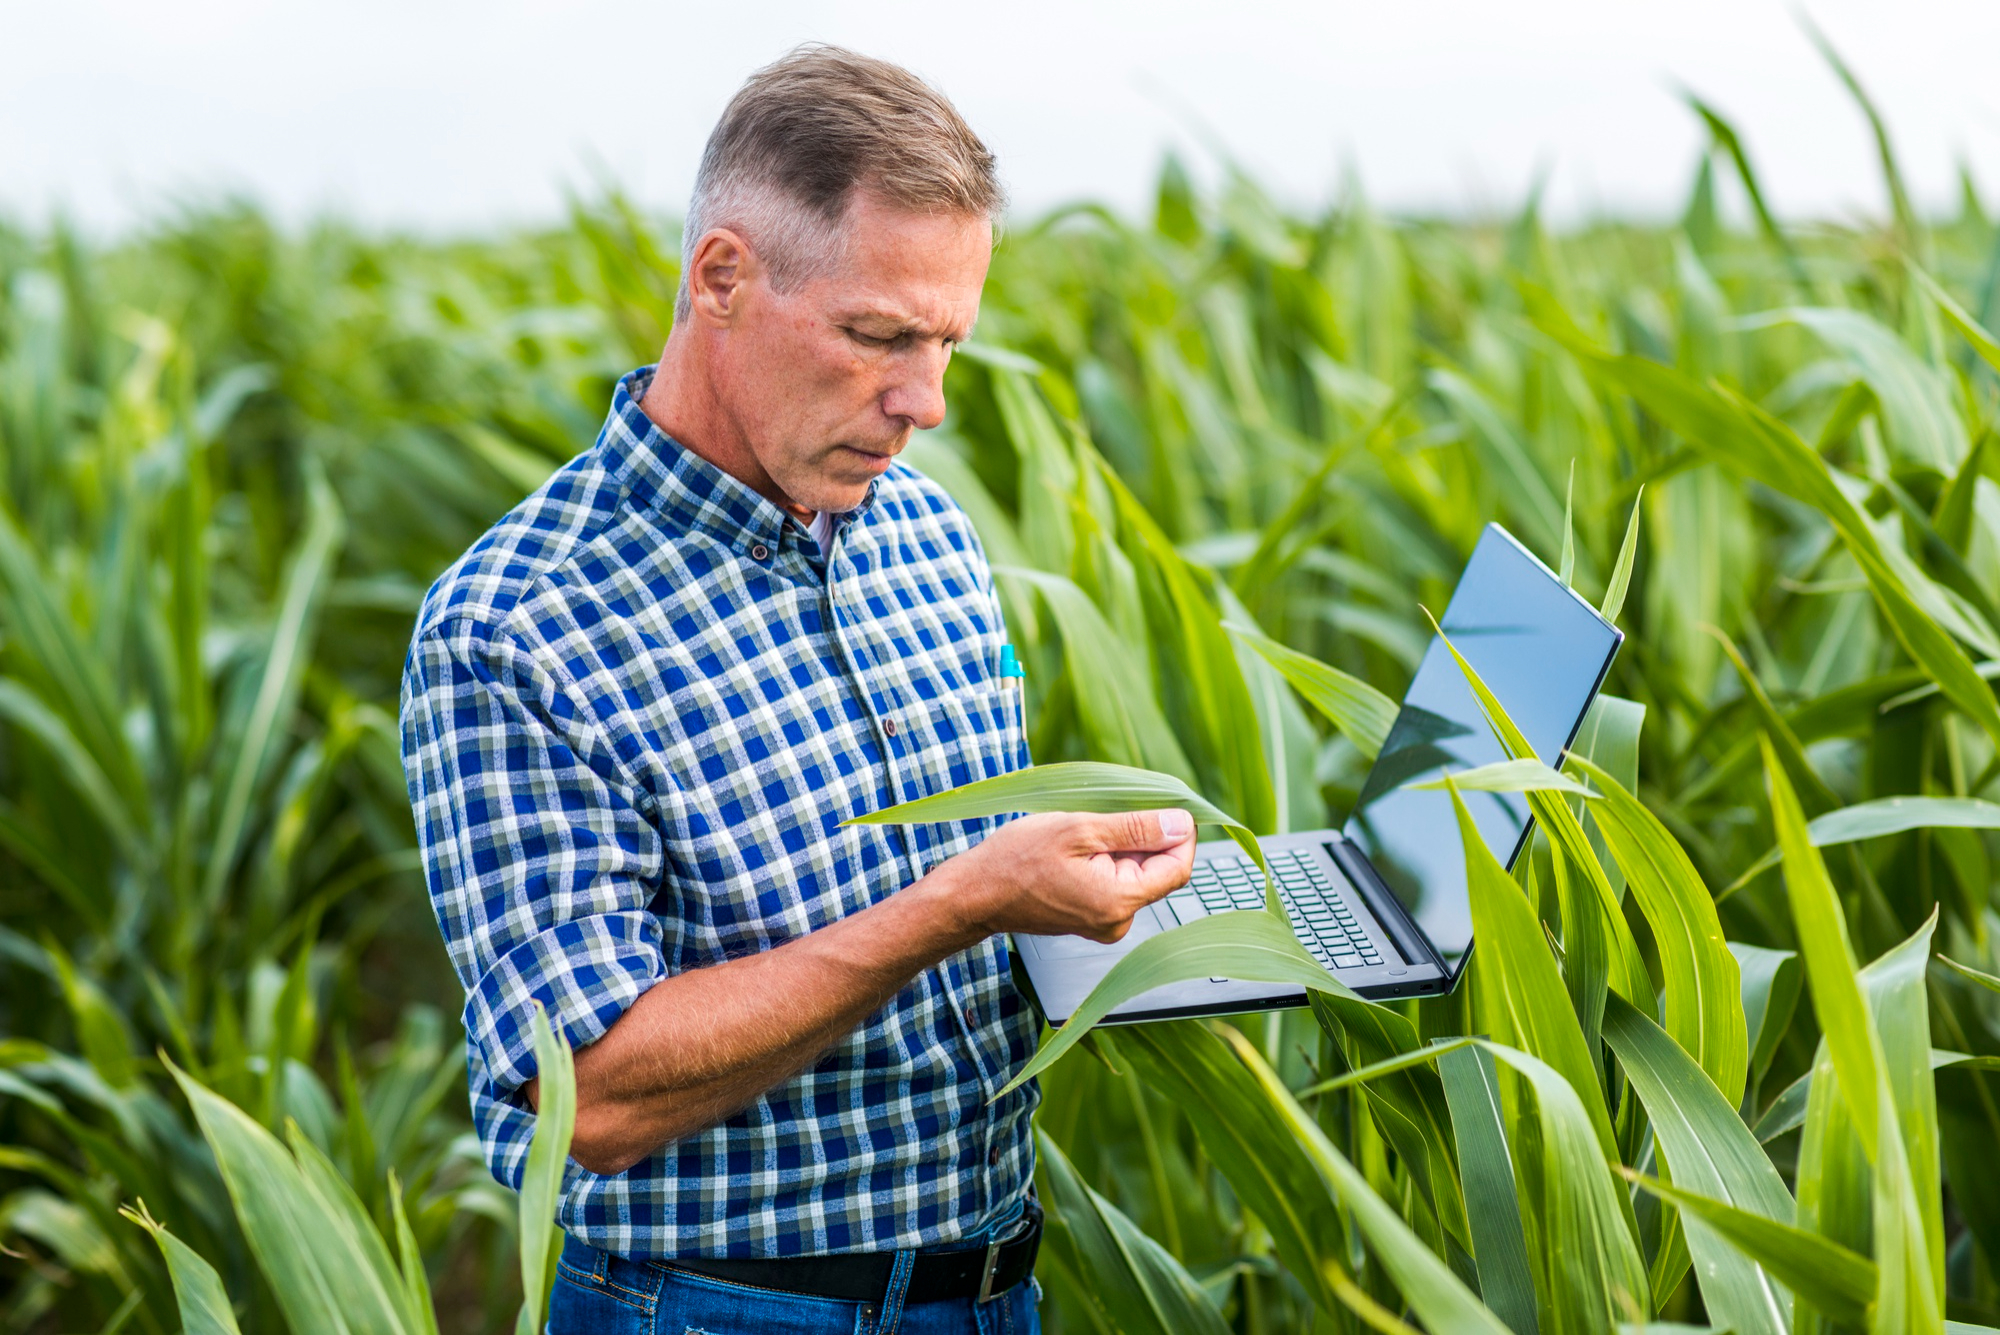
[464,910,668,1097]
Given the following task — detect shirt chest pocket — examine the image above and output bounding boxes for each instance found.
[916,677,1021,791]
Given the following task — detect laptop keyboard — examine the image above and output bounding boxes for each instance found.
[1171,847,1384,971]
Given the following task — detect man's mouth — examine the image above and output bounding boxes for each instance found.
[837,445,900,472]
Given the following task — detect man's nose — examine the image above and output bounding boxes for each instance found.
[881,347,950,432]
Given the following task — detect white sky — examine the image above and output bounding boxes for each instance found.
[7,0,2000,234]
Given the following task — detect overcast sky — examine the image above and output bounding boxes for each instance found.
[7,0,2000,234]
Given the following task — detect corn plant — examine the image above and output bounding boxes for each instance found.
[7,26,2000,1333]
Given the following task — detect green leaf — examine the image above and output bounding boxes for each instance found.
[1448,772,1609,1160]
[1431,638,1625,1153]
[1601,488,1645,624]
[1524,285,2000,753]
[1439,1043,1541,1335]
[1770,743,1943,1334]
[1600,992,1792,1335]
[1762,735,1883,1158]
[1000,909,1342,1095]
[516,1004,576,1335]
[1223,620,1397,759]
[1035,1128,1232,1335]
[1938,955,2000,993]
[388,1171,440,1335]
[1309,990,1472,1249]
[1619,1170,1876,1329]
[1214,1026,1514,1334]
[123,1200,246,1335]
[1731,943,1803,1098]
[1568,755,1748,1105]
[1910,262,2000,377]
[169,1058,408,1335]
[1117,1023,1359,1323]
[850,759,1273,902]
[202,464,344,919]
[1770,308,1965,471]
[1411,758,1595,798]
[849,759,1233,828]
[1560,460,1577,587]
[1807,796,2000,844]
[1477,1037,1652,1330]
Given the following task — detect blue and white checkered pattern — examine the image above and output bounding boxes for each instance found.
[400,367,1039,1259]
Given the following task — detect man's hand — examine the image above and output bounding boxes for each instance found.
[541,806,1196,1174]
[925,809,1197,945]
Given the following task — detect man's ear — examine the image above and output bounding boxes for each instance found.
[684,228,757,326]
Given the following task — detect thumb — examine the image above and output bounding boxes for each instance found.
[1084,807,1194,852]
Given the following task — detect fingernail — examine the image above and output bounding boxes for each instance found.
[1159,809,1192,839]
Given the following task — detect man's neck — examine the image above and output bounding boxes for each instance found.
[639,335,806,515]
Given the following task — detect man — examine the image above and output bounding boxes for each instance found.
[401,45,1195,1335]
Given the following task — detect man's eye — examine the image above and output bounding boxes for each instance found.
[847,328,895,349]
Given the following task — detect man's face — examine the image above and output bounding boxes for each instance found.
[712,193,991,515]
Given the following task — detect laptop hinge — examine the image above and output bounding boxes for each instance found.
[1325,837,1442,972]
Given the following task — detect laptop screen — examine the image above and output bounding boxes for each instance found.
[1339,524,1621,978]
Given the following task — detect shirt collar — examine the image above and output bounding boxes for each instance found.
[599,366,880,558]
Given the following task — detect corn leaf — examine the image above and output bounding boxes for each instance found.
[1767,742,1942,1335]
[1600,490,1644,624]
[1411,758,1594,798]
[1525,286,2000,752]
[1000,909,1343,1094]
[169,1059,408,1335]
[1620,1170,1875,1330]
[1434,628,1631,1136]
[1116,1023,1358,1322]
[1215,1025,1513,1334]
[1568,755,1746,1104]
[1763,736,1884,1157]
[1600,992,1791,1335]
[1035,1129,1232,1335]
[1439,1043,1541,1335]
[1732,943,1804,1099]
[123,1201,246,1335]
[516,1004,575,1335]
[1224,619,1397,759]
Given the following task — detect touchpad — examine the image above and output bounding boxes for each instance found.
[1026,902,1172,960]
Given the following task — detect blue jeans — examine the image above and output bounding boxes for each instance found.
[547,1232,1041,1335]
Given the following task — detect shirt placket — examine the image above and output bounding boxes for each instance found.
[824,526,1012,1199]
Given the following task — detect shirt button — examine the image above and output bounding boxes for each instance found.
[750,542,770,561]
[988,1146,1001,1167]
[966,1004,981,1028]
[883,718,898,737]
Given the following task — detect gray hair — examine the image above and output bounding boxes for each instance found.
[675,45,1004,323]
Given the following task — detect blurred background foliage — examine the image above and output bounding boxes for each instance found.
[8,63,2000,1331]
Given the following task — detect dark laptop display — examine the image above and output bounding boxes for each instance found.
[1340,526,1624,978]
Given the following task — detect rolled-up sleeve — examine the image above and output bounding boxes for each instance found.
[401,615,667,1099]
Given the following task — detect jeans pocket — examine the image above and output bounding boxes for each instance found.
[548,1250,661,1333]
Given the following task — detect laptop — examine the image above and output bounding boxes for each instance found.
[1013,522,1623,1025]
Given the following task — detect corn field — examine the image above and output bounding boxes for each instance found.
[9,49,2000,1334]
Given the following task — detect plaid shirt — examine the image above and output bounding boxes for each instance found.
[400,368,1039,1259]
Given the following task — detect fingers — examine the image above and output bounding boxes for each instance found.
[1077,807,1194,853]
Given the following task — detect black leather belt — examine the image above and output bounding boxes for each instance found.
[660,1199,1041,1305]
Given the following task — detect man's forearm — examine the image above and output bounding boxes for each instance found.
[539,862,988,1175]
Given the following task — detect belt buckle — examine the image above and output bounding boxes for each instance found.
[976,1214,1025,1304]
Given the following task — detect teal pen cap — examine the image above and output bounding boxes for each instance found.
[999,644,1025,679]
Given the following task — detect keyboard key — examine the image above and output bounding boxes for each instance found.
[1330,953,1362,969]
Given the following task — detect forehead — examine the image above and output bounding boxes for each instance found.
[810,194,992,330]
